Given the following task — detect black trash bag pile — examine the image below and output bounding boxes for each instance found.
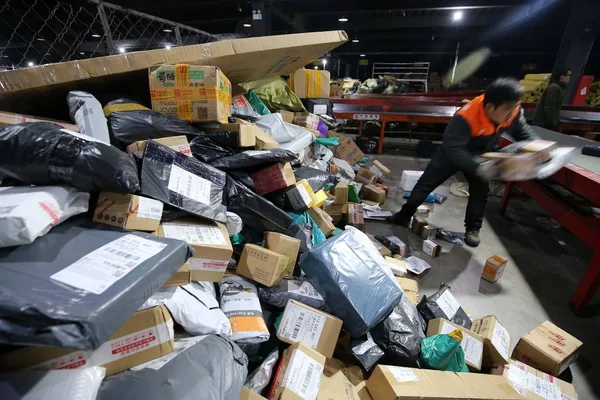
[104,98,203,148]
[0,122,140,193]
[211,149,298,171]
[417,283,472,329]
[189,135,237,164]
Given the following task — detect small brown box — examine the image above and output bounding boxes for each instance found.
[482,255,508,283]
[93,192,163,232]
[356,167,376,185]
[264,232,301,279]
[334,182,349,205]
[324,204,344,224]
[397,277,419,305]
[237,244,289,287]
[471,315,511,367]
[307,206,336,236]
[362,184,386,204]
[345,203,364,229]
[422,239,441,258]
[411,216,428,235]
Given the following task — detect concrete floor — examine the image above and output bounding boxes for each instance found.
[365,153,600,400]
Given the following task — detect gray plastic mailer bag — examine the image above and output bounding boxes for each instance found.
[141,139,227,223]
[98,335,248,400]
[417,283,472,329]
[0,217,192,350]
[300,226,402,338]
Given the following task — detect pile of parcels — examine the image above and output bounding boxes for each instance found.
[520,73,551,104]
[583,81,600,107]
[0,40,582,400]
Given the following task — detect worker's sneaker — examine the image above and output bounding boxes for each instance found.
[387,211,411,227]
[464,230,480,247]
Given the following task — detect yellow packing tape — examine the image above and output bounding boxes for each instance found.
[103,103,150,117]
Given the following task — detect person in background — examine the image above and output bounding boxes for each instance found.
[388,78,539,247]
[532,67,571,130]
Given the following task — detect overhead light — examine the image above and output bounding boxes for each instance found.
[165,44,172,50]
[163,29,172,32]
[338,16,348,22]
[360,54,366,57]
[243,23,251,27]
[80,52,85,55]
[118,46,126,53]
[314,66,319,70]
[453,11,463,21]
[352,38,359,43]
[36,38,44,41]
[91,34,100,38]
[27,61,35,67]
[322,58,328,66]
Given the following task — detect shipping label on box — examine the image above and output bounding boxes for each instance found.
[149,64,232,123]
[126,136,192,158]
[471,315,511,367]
[426,318,484,371]
[93,192,163,232]
[277,300,343,359]
[157,220,232,282]
[263,232,301,279]
[422,239,441,258]
[269,342,326,400]
[512,321,582,376]
[238,244,289,287]
[0,305,174,376]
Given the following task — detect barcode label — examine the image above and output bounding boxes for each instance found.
[137,196,163,220]
[167,164,212,205]
[491,321,511,361]
[282,349,323,400]
[388,366,419,382]
[51,235,167,294]
[161,223,227,246]
[526,373,562,400]
[435,289,461,319]
[278,302,326,349]
[196,107,208,121]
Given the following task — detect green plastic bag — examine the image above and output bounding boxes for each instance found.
[245,91,271,115]
[315,137,339,146]
[347,184,360,203]
[420,330,469,372]
[242,77,305,112]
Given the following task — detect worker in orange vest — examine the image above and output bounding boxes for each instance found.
[389,78,539,247]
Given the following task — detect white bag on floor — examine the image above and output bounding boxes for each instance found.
[219,275,270,344]
[0,186,89,248]
[1,366,105,400]
[140,282,231,337]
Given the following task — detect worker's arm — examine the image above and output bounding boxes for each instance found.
[442,115,482,175]
[509,108,540,141]
[543,84,561,129]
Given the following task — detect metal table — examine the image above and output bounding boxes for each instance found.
[499,127,600,312]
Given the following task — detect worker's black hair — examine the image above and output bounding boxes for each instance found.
[551,67,571,82]
[483,78,524,107]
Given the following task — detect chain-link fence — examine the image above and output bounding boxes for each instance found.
[0,0,217,70]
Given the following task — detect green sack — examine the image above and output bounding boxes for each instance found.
[245,91,271,115]
[420,330,469,372]
[315,137,339,146]
[242,77,305,112]
[347,184,360,203]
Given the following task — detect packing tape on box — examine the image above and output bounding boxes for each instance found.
[306,70,324,98]
[103,102,150,116]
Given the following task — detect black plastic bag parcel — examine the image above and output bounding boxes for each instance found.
[210,149,298,171]
[417,283,472,329]
[141,140,228,223]
[0,218,192,349]
[0,122,140,193]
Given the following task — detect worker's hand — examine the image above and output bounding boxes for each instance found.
[475,161,499,181]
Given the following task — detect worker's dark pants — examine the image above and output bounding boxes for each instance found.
[399,150,490,231]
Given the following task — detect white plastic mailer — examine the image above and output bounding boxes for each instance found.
[0,186,89,248]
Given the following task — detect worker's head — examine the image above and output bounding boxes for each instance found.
[483,78,523,125]
[552,67,571,85]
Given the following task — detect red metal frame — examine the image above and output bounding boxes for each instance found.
[499,138,600,312]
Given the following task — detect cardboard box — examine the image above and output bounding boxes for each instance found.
[385,257,407,277]
[397,277,419,306]
[204,122,257,147]
[277,300,343,359]
[471,315,511,367]
[427,318,485,371]
[0,305,174,376]
[293,112,321,131]
[420,225,437,241]
[0,110,78,130]
[366,365,521,400]
[481,152,539,180]
[411,216,428,235]
[234,119,279,149]
[334,181,349,205]
[286,179,317,211]
[314,189,328,208]
[93,192,163,231]
[156,220,233,282]
[400,170,424,192]
[345,204,364,229]
[482,255,508,283]
[334,136,365,166]
[340,366,372,400]
[163,263,192,287]
[126,135,191,158]
[491,359,578,400]
[330,81,344,98]
[318,371,361,400]
[324,204,344,224]
[356,168,377,185]
[387,236,407,257]
[278,110,295,123]
[240,387,268,400]
[237,244,289,287]
[290,69,331,99]
[368,234,392,257]
[307,206,336,236]
[369,160,391,180]
[149,65,232,123]
[362,184,386,204]
[422,239,441,258]
[264,232,301,279]
[250,162,296,195]
[519,139,557,163]
[512,321,582,376]
[268,342,326,400]
[0,31,348,120]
